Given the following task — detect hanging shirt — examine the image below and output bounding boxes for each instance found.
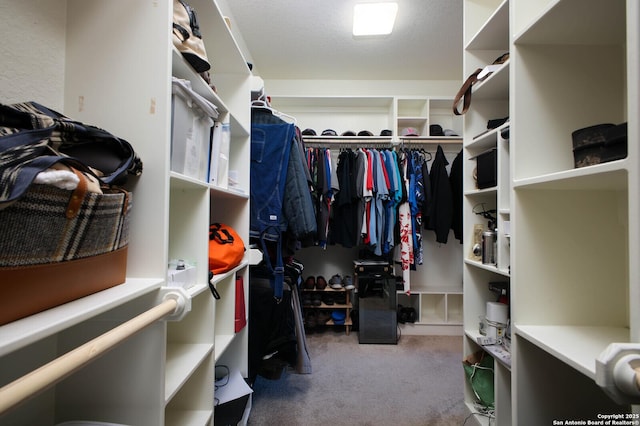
[382,150,398,254]
[450,149,464,243]
[355,149,367,246]
[426,145,453,244]
[394,150,413,293]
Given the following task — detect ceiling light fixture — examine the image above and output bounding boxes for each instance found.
[352,2,398,37]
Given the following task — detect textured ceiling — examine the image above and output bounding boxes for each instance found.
[224,0,463,81]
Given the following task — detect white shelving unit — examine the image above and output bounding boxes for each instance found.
[463,0,639,424]
[270,95,463,139]
[0,1,252,425]
[510,0,637,422]
[461,2,511,424]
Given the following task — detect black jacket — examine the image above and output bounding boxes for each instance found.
[425,145,453,244]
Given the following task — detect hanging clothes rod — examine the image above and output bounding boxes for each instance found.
[303,136,461,146]
[0,297,180,415]
[303,137,462,153]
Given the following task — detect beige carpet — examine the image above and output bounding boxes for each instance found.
[247,329,468,426]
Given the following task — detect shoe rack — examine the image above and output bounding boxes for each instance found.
[301,276,353,335]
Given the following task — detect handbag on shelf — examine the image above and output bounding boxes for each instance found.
[209,223,246,275]
[0,101,140,325]
[0,167,132,325]
[173,0,211,74]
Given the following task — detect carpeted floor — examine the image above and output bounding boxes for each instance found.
[247,329,468,426]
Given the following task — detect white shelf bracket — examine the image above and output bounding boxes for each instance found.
[596,343,640,404]
[157,287,191,322]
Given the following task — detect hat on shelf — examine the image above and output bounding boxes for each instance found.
[429,124,444,136]
[444,129,459,136]
[302,128,317,136]
[401,127,419,136]
[341,130,356,136]
[322,129,338,136]
[380,129,392,136]
[358,130,373,136]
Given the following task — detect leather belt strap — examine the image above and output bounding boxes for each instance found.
[453,68,483,116]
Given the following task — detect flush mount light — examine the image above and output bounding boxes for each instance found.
[353,2,398,37]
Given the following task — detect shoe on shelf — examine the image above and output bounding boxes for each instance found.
[301,293,312,306]
[334,292,347,305]
[329,274,343,289]
[322,293,334,305]
[312,293,323,306]
[316,310,331,325]
[343,275,354,290]
[316,275,328,290]
[331,310,347,325]
[304,276,316,290]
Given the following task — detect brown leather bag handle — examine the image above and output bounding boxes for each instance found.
[453,68,483,116]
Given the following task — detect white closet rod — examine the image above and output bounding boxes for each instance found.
[303,137,461,146]
[0,298,178,415]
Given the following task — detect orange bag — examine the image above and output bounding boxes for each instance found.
[209,223,245,275]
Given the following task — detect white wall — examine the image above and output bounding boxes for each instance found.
[264,78,461,98]
[0,1,67,109]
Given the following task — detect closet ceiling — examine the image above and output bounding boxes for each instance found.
[224,0,463,81]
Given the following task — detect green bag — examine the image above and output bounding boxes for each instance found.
[463,351,495,409]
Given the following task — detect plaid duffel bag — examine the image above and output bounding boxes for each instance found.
[0,169,132,325]
[0,102,140,325]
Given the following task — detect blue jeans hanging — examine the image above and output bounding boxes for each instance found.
[250,120,295,300]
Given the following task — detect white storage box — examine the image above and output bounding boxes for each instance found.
[167,259,197,289]
[171,77,219,181]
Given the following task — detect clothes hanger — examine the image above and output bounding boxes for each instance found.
[250,100,297,124]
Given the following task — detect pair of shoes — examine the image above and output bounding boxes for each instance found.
[329,274,343,289]
[343,275,355,290]
[305,309,331,333]
[397,304,417,323]
[304,276,328,290]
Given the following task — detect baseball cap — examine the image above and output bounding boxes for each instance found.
[401,127,419,136]
[322,129,338,136]
[302,128,317,136]
[358,130,373,136]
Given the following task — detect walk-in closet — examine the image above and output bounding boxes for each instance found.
[1,0,639,425]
